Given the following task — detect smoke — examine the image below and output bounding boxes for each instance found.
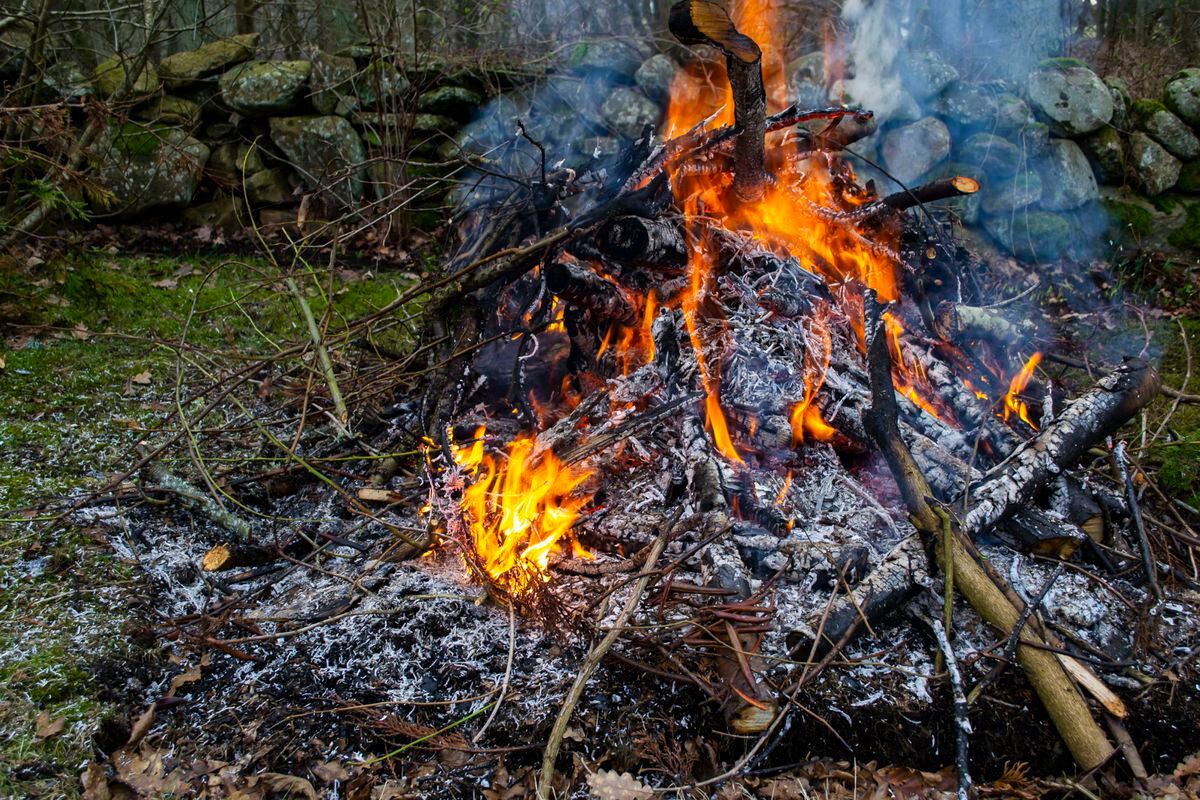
[839,0,905,123]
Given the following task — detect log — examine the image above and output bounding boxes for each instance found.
[933,301,1036,346]
[961,358,1161,537]
[545,259,636,324]
[595,215,687,269]
[669,0,767,201]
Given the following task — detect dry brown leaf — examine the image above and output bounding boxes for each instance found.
[257,772,318,799]
[202,544,232,571]
[72,323,91,340]
[313,760,350,784]
[35,710,66,739]
[0,354,7,370]
[167,666,202,697]
[127,705,155,746]
[1178,752,1200,779]
[586,769,653,800]
[130,369,152,385]
[152,278,178,289]
[80,762,110,800]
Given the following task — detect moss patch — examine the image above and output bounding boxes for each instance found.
[1037,56,1088,70]
[1103,199,1155,242]
[1167,203,1200,252]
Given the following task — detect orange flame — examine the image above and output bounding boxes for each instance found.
[454,427,593,596]
[1003,353,1042,428]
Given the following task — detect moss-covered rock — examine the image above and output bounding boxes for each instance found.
[1105,76,1130,128]
[1036,138,1100,210]
[636,53,679,104]
[1101,198,1155,243]
[90,123,209,216]
[268,115,365,209]
[1079,126,1125,185]
[601,86,661,140]
[157,33,258,89]
[1129,131,1182,195]
[931,161,985,224]
[40,60,93,100]
[957,132,1022,177]
[983,209,1074,261]
[1178,160,1200,194]
[244,166,295,205]
[935,80,1005,132]
[1167,202,1200,251]
[1131,98,1200,160]
[134,95,202,130]
[903,50,959,102]
[218,60,311,117]
[93,54,159,98]
[1164,67,1200,129]
[982,170,1043,215]
[881,116,951,184]
[355,60,409,109]
[1027,60,1113,136]
[309,51,357,116]
[417,86,483,121]
[569,39,643,81]
[207,142,266,183]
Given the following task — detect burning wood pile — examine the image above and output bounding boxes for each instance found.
[378,0,1181,786]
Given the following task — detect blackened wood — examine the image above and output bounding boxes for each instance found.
[669,0,767,201]
[933,301,1034,346]
[961,359,1161,536]
[1002,508,1086,559]
[545,260,636,323]
[595,215,687,268]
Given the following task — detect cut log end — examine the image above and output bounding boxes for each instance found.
[668,0,762,64]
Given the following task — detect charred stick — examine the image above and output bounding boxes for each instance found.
[545,260,636,324]
[933,300,1036,346]
[669,0,767,201]
[1113,441,1162,601]
[961,359,1161,537]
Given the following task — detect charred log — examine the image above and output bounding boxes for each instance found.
[545,260,637,324]
[595,215,688,269]
[669,0,767,201]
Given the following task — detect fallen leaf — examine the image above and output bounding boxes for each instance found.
[166,666,202,697]
[130,370,152,385]
[80,762,110,800]
[0,354,6,370]
[173,263,195,278]
[312,760,349,784]
[202,544,232,572]
[35,710,66,739]
[257,773,317,799]
[586,769,653,800]
[127,705,155,746]
[72,323,91,340]
[152,278,177,289]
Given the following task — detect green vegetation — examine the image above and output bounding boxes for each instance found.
[1147,318,1200,510]
[1167,203,1200,252]
[1103,199,1155,242]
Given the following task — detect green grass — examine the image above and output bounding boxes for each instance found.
[0,248,420,796]
[1145,317,1200,510]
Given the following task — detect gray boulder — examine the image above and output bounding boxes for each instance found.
[904,51,959,102]
[881,117,951,183]
[41,61,93,100]
[1105,76,1130,128]
[158,33,258,89]
[91,123,209,216]
[601,87,661,140]
[931,162,985,224]
[1164,68,1200,128]
[1015,121,1051,158]
[219,60,311,116]
[1129,131,1181,195]
[208,142,266,183]
[1036,139,1099,210]
[1079,126,1126,185]
[984,210,1074,261]
[936,81,1005,131]
[635,54,678,104]
[1027,58,1113,136]
[1179,161,1200,194]
[354,61,410,108]
[134,95,202,130]
[309,51,357,116]
[418,86,483,121]
[244,167,295,205]
[995,93,1033,134]
[571,40,643,82]
[982,171,1043,216]
[957,132,1023,177]
[1131,99,1200,161]
[269,115,366,208]
[787,51,827,91]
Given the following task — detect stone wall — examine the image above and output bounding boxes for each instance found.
[6,26,1200,260]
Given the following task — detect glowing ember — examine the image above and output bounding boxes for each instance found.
[453,427,593,596]
[1003,353,1042,428]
